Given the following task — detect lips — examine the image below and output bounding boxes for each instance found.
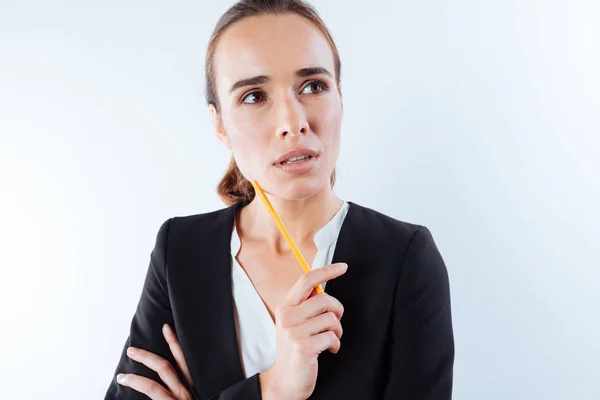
[274,148,319,165]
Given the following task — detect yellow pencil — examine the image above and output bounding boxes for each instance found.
[250,180,324,294]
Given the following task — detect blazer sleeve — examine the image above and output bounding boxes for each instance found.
[382,226,455,400]
[105,219,262,400]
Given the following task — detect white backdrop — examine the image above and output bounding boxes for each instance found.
[1,0,598,398]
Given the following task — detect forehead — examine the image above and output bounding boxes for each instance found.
[213,13,335,89]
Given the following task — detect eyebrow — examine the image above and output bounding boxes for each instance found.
[228,67,333,94]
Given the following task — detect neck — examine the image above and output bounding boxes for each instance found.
[239,184,343,252]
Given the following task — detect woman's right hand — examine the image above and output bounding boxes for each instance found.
[259,262,348,400]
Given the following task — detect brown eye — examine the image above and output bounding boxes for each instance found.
[242,91,265,104]
[301,80,327,94]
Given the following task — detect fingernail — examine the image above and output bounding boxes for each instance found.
[117,374,127,384]
[127,347,136,356]
[337,263,348,272]
[163,324,171,338]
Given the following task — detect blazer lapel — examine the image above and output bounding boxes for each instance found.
[326,201,365,302]
[313,202,371,394]
[175,201,246,398]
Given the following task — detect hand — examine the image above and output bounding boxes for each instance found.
[260,262,348,400]
[117,324,197,400]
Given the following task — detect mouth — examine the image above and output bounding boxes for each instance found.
[274,148,319,165]
[273,148,320,174]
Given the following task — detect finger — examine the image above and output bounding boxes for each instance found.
[290,312,343,341]
[126,347,189,398]
[298,311,343,339]
[290,293,344,325]
[302,330,341,356]
[116,373,172,400]
[163,324,194,388]
[285,263,348,306]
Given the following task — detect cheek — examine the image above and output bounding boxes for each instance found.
[224,111,271,175]
[313,102,342,158]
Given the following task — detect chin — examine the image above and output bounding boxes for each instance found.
[267,173,329,201]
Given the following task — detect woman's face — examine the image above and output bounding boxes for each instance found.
[210,13,343,200]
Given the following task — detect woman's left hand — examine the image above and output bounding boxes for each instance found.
[116,324,197,400]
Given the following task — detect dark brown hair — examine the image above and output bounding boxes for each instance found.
[205,0,342,206]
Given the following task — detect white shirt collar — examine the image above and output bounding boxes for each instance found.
[231,201,349,256]
[313,200,349,251]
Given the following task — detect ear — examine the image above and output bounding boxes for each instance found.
[209,104,232,150]
[338,82,344,116]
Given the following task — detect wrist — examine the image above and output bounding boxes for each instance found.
[259,367,279,400]
[259,367,302,400]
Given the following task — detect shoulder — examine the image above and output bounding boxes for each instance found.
[151,204,236,253]
[344,201,443,266]
[346,201,427,244]
[170,205,233,233]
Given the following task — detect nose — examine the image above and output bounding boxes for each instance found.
[275,93,309,139]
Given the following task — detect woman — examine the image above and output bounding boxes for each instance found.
[105,0,454,399]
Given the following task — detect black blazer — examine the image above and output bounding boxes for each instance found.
[105,201,454,399]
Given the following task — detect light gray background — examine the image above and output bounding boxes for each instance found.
[1,0,598,398]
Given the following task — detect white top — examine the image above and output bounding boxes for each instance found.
[230,201,350,378]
